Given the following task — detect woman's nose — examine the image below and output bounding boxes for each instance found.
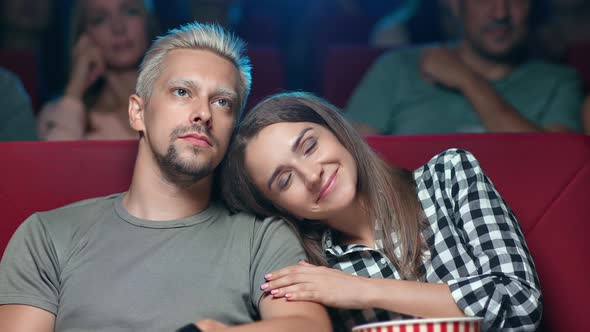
[301,163,323,191]
[111,15,126,34]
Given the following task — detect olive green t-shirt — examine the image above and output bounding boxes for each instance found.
[0,193,305,331]
[345,47,584,134]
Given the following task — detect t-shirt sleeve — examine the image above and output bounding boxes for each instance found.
[423,149,542,330]
[539,68,583,132]
[344,52,400,134]
[0,70,37,141]
[0,213,60,314]
[249,217,306,309]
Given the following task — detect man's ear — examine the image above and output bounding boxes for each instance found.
[129,94,146,133]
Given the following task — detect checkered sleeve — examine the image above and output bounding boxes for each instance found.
[434,149,542,331]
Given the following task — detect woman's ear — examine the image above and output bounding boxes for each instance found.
[129,94,146,133]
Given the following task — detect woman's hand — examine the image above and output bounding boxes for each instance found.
[194,319,228,331]
[261,261,371,309]
[65,34,106,99]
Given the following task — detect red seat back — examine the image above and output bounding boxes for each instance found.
[0,140,137,255]
[321,46,387,108]
[365,133,590,332]
[1,134,588,331]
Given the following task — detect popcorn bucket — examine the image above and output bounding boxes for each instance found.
[352,317,483,332]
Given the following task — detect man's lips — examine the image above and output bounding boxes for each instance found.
[179,133,212,147]
[317,168,338,203]
[484,25,512,39]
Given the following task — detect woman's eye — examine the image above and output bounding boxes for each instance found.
[303,138,318,155]
[278,172,292,190]
[89,15,106,26]
[172,88,189,97]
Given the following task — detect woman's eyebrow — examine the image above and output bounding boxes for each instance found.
[266,126,313,190]
[292,127,313,153]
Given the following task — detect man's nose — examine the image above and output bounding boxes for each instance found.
[491,0,510,21]
[190,101,212,128]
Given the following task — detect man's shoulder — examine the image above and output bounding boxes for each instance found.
[369,45,424,71]
[36,193,122,228]
[219,208,291,232]
[519,59,580,81]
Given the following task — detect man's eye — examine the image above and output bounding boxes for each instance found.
[173,88,189,97]
[214,98,232,109]
[278,172,292,190]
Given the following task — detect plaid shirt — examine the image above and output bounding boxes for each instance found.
[324,149,542,331]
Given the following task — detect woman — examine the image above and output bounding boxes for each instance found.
[37,0,158,140]
[221,92,541,331]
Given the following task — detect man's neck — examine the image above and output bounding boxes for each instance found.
[456,42,517,81]
[123,142,213,221]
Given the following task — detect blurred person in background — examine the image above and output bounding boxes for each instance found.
[370,0,460,48]
[534,0,590,62]
[37,0,159,140]
[0,68,37,141]
[0,0,67,108]
[0,0,53,50]
[346,0,584,135]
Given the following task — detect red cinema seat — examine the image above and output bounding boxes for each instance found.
[1,134,589,331]
[321,45,387,108]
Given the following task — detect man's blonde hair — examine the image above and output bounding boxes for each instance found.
[136,22,252,113]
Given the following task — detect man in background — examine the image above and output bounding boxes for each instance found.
[346,0,583,135]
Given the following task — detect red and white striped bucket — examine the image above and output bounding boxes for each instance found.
[352,317,483,332]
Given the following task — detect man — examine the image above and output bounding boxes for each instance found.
[0,23,331,332]
[345,0,584,135]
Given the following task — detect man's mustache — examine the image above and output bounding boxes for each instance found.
[171,125,216,146]
[483,19,513,33]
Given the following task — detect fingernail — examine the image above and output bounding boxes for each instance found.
[270,289,278,295]
[284,293,291,298]
[264,273,272,279]
[260,283,269,290]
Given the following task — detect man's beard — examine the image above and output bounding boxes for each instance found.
[155,124,216,187]
[156,144,214,187]
[468,19,529,65]
[471,38,528,65]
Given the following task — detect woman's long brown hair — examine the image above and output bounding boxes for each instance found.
[221,92,427,279]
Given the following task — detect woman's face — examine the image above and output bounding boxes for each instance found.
[244,121,358,221]
[84,0,148,69]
